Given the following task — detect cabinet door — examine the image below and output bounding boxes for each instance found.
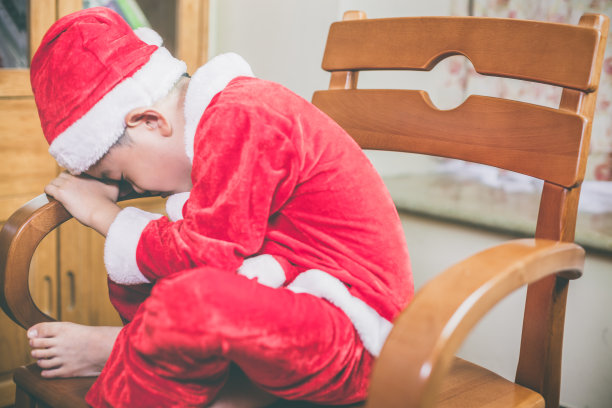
[0,98,59,407]
[58,197,167,327]
[0,229,58,407]
[0,102,59,407]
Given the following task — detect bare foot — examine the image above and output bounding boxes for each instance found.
[28,322,121,378]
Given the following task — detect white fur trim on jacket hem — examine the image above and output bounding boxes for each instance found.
[104,207,164,285]
[287,269,393,357]
[183,52,254,163]
[237,254,286,288]
[165,192,190,221]
[49,46,187,174]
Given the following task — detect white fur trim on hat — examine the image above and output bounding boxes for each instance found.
[287,269,393,357]
[134,27,163,46]
[237,254,287,288]
[49,46,187,174]
[165,191,190,221]
[104,207,164,285]
[183,53,254,162]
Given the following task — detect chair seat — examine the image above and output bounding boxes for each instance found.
[13,359,542,408]
[14,364,94,408]
[437,358,545,408]
[13,364,365,408]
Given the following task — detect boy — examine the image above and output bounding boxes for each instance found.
[28,7,413,407]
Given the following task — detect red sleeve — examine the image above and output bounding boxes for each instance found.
[136,102,300,281]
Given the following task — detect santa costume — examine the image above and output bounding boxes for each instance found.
[30,7,413,407]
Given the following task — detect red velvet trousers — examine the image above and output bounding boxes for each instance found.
[86,267,373,407]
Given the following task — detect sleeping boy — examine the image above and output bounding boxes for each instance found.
[28,7,413,407]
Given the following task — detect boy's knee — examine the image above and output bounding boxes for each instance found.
[135,267,249,341]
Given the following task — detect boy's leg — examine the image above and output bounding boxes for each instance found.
[86,267,373,407]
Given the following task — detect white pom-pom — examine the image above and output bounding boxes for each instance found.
[165,192,190,221]
[134,27,163,47]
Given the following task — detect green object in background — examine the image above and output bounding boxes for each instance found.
[83,0,150,29]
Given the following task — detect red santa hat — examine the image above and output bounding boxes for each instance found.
[30,7,187,174]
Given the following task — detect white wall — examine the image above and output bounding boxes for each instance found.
[208,2,612,407]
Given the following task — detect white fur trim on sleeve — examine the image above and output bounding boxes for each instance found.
[104,207,164,285]
[287,269,393,357]
[165,192,190,221]
[237,254,286,288]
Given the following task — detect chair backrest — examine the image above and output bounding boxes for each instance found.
[312,10,608,408]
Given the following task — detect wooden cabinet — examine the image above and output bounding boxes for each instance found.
[0,1,208,406]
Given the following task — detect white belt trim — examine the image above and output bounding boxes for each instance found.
[288,269,392,357]
[237,254,287,289]
[238,256,392,356]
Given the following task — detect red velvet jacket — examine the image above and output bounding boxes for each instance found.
[104,53,413,356]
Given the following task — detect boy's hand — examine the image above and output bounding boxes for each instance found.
[45,172,122,236]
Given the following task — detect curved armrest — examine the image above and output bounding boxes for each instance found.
[0,195,72,329]
[366,238,584,408]
[0,192,152,329]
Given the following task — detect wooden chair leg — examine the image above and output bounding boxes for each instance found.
[14,384,36,408]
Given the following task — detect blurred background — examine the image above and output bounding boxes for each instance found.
[0,1,610,407]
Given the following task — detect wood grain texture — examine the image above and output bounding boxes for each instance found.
[312,89,585,187]
[176,0,209,73]
[57,0,83,18]
[0,70,32,97]
[29,0,56,62]
[436,358,544,408]
[322,16,603,91]
[14,365,93,408]
[0,99,57,222]
[0,195,69,329]
[366,239,584,408]
[316,12,609,408]
[514,14,610,408]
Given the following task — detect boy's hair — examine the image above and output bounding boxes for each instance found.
[30,7,187,175]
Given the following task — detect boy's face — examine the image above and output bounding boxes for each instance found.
[86,125,192,197]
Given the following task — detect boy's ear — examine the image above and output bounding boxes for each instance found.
[124,108,172,136]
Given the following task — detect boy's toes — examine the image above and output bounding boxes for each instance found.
[40,366,68,379]
[29,336,55,349]
[31,347,56,359]
[28,322,62,339]
[36,357,61,370]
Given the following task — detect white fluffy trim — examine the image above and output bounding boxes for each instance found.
[104,207,164,285]
[134,27,163,46]
[287,269,393,357]
[183,53,254,162]
[237,254,286,288]
[165,191,190,221]
[49,46,187,174]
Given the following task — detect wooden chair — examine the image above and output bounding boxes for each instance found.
[0,10,607,408]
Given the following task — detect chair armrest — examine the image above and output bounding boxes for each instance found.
[0,191,158,329]
[366,238,584,408]
[0,194,71,329]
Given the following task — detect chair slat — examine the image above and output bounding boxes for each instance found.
[312,89,585,187]
[322,17,602,92]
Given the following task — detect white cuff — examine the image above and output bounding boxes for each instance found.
[165,192,190,221]
[237,254,286,288]
[104,207,164,285]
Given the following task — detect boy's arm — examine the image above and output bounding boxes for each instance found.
[105,104,300,285]
[44,172,121,236]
